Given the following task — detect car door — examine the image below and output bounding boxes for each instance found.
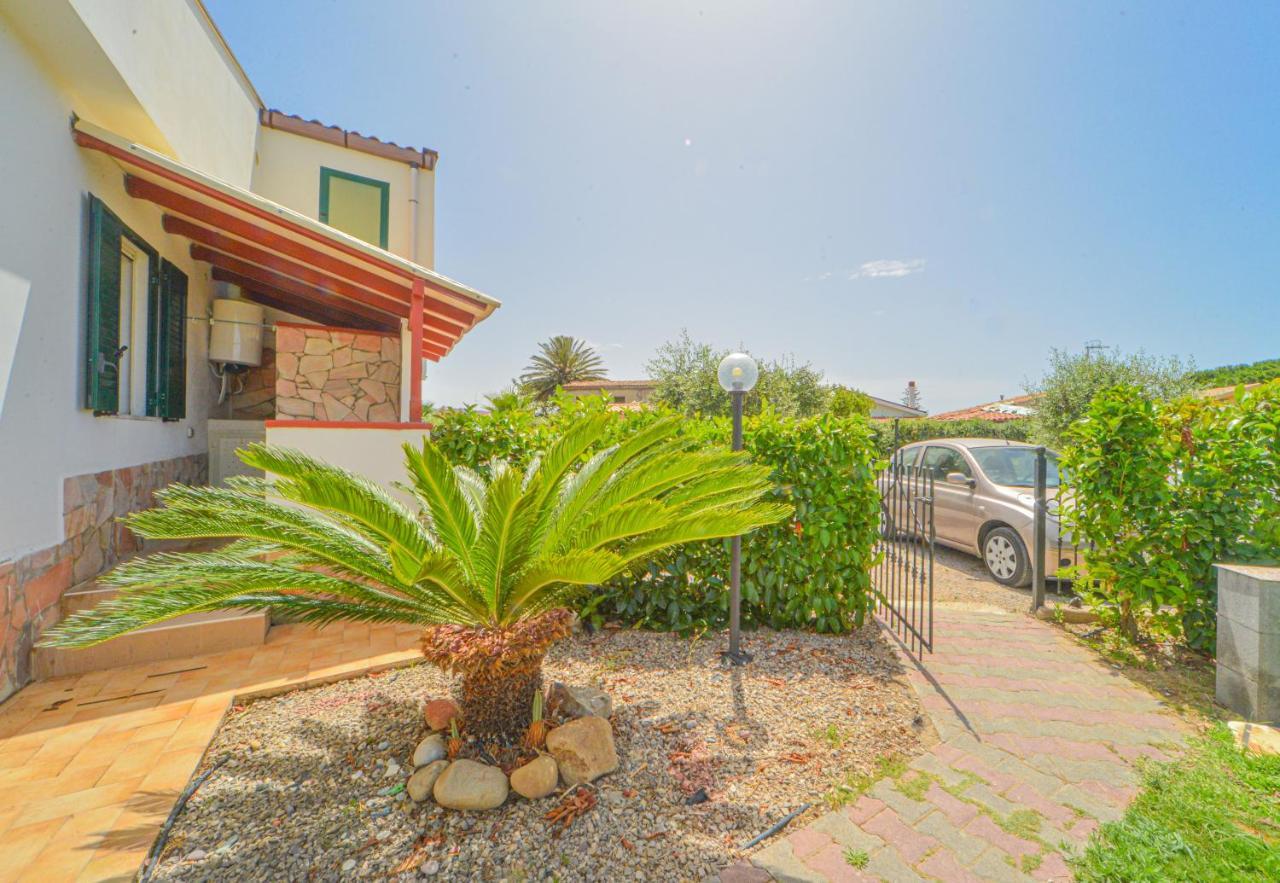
[920,445,979,548]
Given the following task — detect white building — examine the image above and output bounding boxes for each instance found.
[0,0,499,700]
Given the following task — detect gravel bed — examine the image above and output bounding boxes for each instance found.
[151,625,923,882]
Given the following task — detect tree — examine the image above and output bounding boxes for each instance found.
[901,381,922,411]
[646,330,831,418]
[829,385,874,418]
[519,336,607,400]
[1026,347,1194,447]
[40,416,789,737]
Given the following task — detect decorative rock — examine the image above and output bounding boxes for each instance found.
[424,698,461,731]
[433,759,509,810]
[509,755,559,800]
[545,716,618,786]
[412,734,446,767]
[547,682,613,720]
[407,759,448,802]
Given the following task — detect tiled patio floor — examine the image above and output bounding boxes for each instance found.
[741,606,1189,882]
[0,621,422,882]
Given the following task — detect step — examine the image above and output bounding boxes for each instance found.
[32,609,269,679]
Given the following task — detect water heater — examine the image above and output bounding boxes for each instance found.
[209,299,264,367]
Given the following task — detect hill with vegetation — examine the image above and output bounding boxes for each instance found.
[1188,357,1280,388]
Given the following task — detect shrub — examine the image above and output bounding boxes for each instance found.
[870,418,1031,455]
[1060,382,1280,648]
[429,398,881,634]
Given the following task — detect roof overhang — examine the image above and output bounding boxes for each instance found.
[72,119,499,360]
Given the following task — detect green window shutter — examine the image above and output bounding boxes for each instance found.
[152,259,188,420]
[84,195,124,413]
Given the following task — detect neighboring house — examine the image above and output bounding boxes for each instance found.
[0,0,499,700]
[562,379,656,407]
[929,393,1039,422]
[866,395,927,419]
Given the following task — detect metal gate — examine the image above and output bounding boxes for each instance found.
[873,452,935,655]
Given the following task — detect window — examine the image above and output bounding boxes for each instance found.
[921,446,972,480]
[85,195,187,419]
[970,446,1062,488]
[319,167,390,248]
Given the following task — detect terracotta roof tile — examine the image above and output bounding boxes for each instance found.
[260,109,438,169]
[930,393,1039,422]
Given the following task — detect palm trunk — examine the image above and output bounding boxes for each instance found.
[458,658,543,739]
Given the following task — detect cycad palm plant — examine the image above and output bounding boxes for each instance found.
[42,414,789,737]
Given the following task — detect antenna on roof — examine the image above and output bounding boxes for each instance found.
[1084,339,1106,359]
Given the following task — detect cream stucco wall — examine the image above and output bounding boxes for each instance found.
[1,0,260,190]
[264,424,431,509]
[252,128,436,266]
[0,17,220,561]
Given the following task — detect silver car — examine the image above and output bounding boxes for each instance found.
[881,439,1077,587]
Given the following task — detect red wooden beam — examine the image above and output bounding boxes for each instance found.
[203,256,404,333]
[124,174,478,328]
[230,282,394,333]
[163,214,428,324]
[409,279,425,421]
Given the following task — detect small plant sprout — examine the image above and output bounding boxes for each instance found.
[447,719,462,760]
[525,691,548,751]
[844,848,869,869]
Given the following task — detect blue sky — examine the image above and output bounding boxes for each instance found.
[207,1,1280,411]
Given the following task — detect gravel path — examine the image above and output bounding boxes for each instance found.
[931,546,1075,613]
[150,625,924,882]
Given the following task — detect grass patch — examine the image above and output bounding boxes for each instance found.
[893,772,931,802]
[999,808,1043,840]
[813,722,847,749]
[823,753,908,809]
[1072,725,1280,881]
[1020,853,1043,873]
[843,848,869,869]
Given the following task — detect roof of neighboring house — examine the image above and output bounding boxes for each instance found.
[929,393,1040,422]
[260,109,439,170]
[1196,382,1265,401]
[867,395,926,418]
[562,379,656,390]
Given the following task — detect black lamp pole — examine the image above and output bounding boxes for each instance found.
[723,387,752,665]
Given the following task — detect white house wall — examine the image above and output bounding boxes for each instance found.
[0,18,219,563]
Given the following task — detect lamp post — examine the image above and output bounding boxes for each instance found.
[717,352,759,666]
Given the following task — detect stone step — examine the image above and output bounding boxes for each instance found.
[32,608,269,679]
[60,579,117,617]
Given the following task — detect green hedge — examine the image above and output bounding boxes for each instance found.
[1060,382,1280,650]
[429,395,880,633]
[871,417,1031,455]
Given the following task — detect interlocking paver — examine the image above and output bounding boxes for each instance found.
[763,604,1187,881]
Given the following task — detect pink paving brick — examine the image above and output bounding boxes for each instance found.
[949,753,1021,793]
[786,826,833,859]
[846,795,887,825]
[964,813,1039,859]
[1002,782,1077,827]
[863,808,940,864]
[1031,851,1073,881]
[918,850,984,883]
[1068,816,1099,839]
[1115,743,1172,762]
[924,782,979,827]
[1077,778,1138,808]
[805,842,877,883]
[985,732,1119,763]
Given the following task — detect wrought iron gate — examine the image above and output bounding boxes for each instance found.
[873,452,935,655]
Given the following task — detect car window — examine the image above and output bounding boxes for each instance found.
[892,446,922,469]
[921,446,972,480]
[970,447,1062,488]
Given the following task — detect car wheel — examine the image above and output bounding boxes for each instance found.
[878,503,897,540]
[983,527,1031,587]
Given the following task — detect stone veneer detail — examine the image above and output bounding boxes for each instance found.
[274,324,401,422]
[0,453,207,702]
[228,344,277,419]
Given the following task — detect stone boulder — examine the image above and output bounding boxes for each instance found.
[407,760,448,802]
[412,734,446,768]
[545,716,618,786]
[509,755,559,800]
[433,759,509,811]
[424,698,461,731]
[547,682,613,720]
